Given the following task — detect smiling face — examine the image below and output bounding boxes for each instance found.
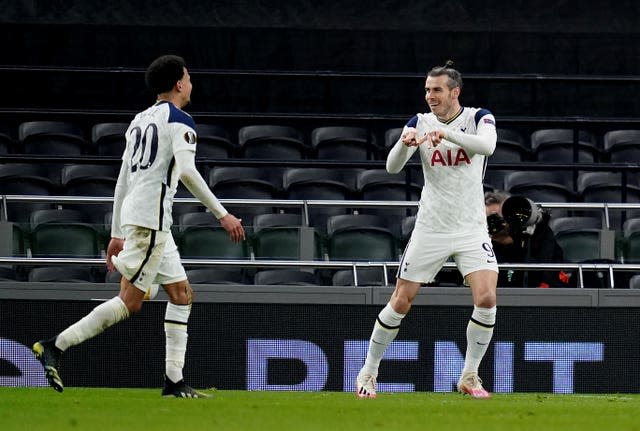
[424,74,461,122]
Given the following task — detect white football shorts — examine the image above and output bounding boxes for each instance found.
[111,225,187,295]
[397,228,499,283]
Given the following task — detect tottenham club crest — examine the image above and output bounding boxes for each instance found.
[183,131,197,145]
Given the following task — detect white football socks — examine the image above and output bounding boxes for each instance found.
[360,303,405,378]
[463,305,496,375]
[164,302,191,384]
[55,296,130,352]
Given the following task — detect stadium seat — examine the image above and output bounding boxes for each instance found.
[548,216,603,262]
[186,268,248,285]
[60,164,117,196]
[603,129,640,163]
[178,212,249,259]
[483,169,514,192]
[60,164,118,222]
[503,171,574,216]
[29,208,99,258]
[252,213,321,259]
[326,214,397,261]
[0,266,19,282]
[208,166,280,225]
[577,171,640,228]
[357,169,422,201]
[530,129,599,163]
[92,122,129,157]
[253,269,320,286]
[311,126,378,160]
[28,266,95,283]
[195,124,236,159]
[18,120,88,156]
[0,163,56,222]
[283,167,351,232]
[356,169,421,235]
[622,218,640,263]
[0,122,14,154]
[491,128,530,163]
[331,267,394,286]
[238,125,307,159]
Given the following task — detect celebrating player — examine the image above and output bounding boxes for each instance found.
[33,54,245,398]
[356,61,498,399]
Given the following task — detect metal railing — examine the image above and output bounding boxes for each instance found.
[1,195,640,288]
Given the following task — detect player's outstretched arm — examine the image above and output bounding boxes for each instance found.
[175,150,245,242]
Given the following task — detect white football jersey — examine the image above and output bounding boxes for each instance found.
[408,107,496,234]
[119,101,197,232]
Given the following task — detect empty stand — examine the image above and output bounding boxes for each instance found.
[622,218,640,263]
[186,268,248,284]
[251,213,319,260]
[577,171,640,228]
[254,269,320,286]
[548,216,603,263]
[60,164,118,222]
[28,266,96,283]
[18,120,88,156]
[491,128,530,163]
[29,209,99,258]
[0,122,14,154]
[283,167,351,232]
[0,164,56,222]
[92,122,128,157]
[326,214,397,261]
[311,126,377,160]
[530,129,599,163]
[238,125,307,159]
[356,169,421,235]
[208,166,279,224]
[178,212,249,259]
[503,171,574,217]
[195,124,236,159]
[603,129,640,163]
[331,267,393,286]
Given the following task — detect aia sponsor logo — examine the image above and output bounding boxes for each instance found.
[430,148,471,166]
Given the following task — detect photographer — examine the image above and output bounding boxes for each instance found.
[485,191,571,288]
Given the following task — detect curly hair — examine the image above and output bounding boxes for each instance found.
[145,55,186,95]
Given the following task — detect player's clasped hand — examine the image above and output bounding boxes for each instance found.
[402,129,445,148]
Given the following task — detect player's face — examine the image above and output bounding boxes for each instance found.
[424,75,460,121]
[176,67,193,107]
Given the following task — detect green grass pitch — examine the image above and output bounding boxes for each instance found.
[1,388,639,431]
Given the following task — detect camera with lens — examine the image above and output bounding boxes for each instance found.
[501,195,548,236]
[486,194,548,237]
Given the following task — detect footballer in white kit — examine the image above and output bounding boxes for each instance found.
[357,63,498,401]
[33,55,244,398]
[110,100,206,291]
[391,107,499,284]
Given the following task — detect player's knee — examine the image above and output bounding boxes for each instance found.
[390,294,413,314]
[475,290,496,308]
[165,280,192,305]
